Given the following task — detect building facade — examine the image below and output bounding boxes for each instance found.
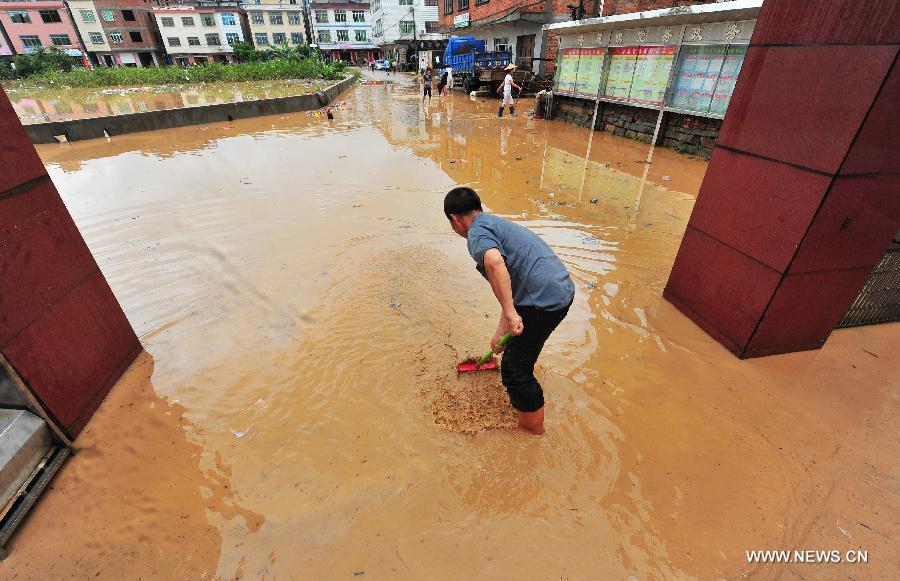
[438,0,571,73]
[152,4,249,64]
[0,1,87,60]
[309,0,377,62]
[244,0,307,49]
[371,0,442,69]
[86,0,168,67]
[0,20,13,56]
[67,0,111,65]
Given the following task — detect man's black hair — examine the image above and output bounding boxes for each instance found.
[444,187,482,219]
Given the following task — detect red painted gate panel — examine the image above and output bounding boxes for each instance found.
[0,86,140,440]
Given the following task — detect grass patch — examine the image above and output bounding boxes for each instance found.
[7,59,353,91]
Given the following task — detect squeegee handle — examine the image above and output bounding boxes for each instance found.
[477,333,512,366]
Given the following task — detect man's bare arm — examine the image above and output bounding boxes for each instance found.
[484,248,524,349]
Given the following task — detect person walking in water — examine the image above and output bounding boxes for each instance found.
[444,187,575,435]
[497,63,522,117]
[422,64,434,104]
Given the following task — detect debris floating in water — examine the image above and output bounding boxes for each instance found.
[590,198,599,204]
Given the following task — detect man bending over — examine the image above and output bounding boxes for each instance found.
[444,187,575,435]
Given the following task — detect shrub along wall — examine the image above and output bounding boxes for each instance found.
[551,95,722,159]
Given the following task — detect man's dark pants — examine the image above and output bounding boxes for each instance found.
[500,303,571,412]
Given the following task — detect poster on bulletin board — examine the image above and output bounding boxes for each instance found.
[603,47,639,100]
[628,46,676,104]
[669,45,726,113]
[573,48,605,99]
[555,48,581,96]
[709,45,747,115]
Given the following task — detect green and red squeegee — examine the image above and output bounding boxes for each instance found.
[456,333,511,373]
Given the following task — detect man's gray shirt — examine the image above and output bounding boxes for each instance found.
[467,213,575,311]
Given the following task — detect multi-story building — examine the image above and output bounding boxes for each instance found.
[0,1,87,60]
[88,0,168,67]
[309,0,377,63]
[438,0,570,73]
[371,0,442,70]
[244,0,307,49]
[152,4,249,65]
[67,0,111,66]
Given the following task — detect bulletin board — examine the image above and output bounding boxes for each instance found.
[573,48,606,99]
[628,46,675,104]
[709,45,747,115]
[602,47,638,100]
[555,48,581,96]
[669,45,727,113]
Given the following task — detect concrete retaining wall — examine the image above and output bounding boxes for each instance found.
[24,75,357,144]
[551,95,722,159]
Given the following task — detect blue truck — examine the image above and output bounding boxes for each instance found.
[443,36,534,95]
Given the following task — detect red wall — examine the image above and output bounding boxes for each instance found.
[664,0,900,357]
[0,87,140,439]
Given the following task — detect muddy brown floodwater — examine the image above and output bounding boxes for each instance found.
[4,72,898,580]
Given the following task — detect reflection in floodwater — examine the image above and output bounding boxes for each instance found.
[8,72,898,580]
[5,78,329,124]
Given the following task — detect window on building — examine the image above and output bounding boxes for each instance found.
[352,10,364,22]
[187,36,200,45]
[494,37,510,52]
[272,32,286,44]
[372,0,380,11]
[291,32,303,44]
[80,9,96,22]
[355,29,366,42]
[221,13,236,26]
[425,0,437,6]
[101,9,115,21]
[315,10,328,23]
[89,32,104,44]
[182,16,195,26]
[399,20,414,34]
[335,29,348,41]
[255,33,269,45]
[290,0,297,4]
[458,0,469,9]
[425,21,438,32]
[250,12,263,25]
[9,11,30,24]
[201,14,215,27]
[39,10,62,23]
[317,30,330,42]
[376,18,382,35]
[334,10,346,22]
[50,34,71,46]
[269,12,283,25]
[122,9,135,21]
[444,0,452,16]
[168,36,181,46]
[160,16,174,27]
[226,32,239,44]
[20,35,41,48]
[110,33,123,43]
[288,12,301,25]
[474,0,486,5]
[205,33,221,45]
[399,0,413,5]
[130,31,142,42]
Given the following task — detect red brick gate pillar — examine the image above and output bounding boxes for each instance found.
[664,0,900,358]
[0,87,140,439]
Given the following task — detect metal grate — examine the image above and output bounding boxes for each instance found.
[837,247,900,328]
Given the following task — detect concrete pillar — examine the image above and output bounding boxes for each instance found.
[664,0,900,358]
[0,87,140,439]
